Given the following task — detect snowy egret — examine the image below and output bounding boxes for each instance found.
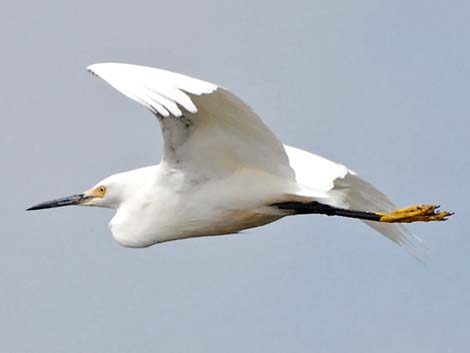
[27,63,452,251]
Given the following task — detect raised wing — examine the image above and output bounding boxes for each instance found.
[87,63,295,180]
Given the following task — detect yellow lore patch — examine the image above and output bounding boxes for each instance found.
[86,185,107,199]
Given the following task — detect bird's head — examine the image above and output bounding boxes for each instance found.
[27,175,125,211]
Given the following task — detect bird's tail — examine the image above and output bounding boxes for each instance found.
[333,174,425,258]
[274,174,452,261]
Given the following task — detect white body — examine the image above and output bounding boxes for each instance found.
[86,63,415,250]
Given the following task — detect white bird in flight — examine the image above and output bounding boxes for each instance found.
[27,63,452,254]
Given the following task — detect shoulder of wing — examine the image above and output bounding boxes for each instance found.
[284,145,350,192]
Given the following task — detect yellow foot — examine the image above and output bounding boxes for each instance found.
[377,204,454,223]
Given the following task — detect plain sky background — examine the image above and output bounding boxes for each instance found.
[1,1,469,352]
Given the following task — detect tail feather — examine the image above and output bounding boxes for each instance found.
[335,173,426,260]
[284,145,427,260]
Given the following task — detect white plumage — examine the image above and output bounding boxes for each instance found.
[86,63,413,246]
[29,63,451,257]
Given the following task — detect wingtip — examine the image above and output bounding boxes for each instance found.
[86,64,97,77]
[86,63,115,76]
[86,63,104,76]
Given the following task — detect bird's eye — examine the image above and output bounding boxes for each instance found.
[98,186,106,195]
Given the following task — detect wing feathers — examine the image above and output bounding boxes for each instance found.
[87,62,295,180]
[285,145,425,259]
[87,63,217,117]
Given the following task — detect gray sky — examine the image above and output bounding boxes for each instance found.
[1,0,469,352]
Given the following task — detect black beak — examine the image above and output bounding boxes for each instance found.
[26,193,92,211]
